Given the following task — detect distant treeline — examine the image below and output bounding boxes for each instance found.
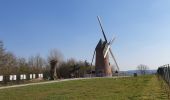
[0,40,92,80]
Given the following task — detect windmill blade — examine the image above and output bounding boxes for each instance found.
[97,16,108,42]
[109,48,119,71]
[103,44,110,58]
[91,50,96,66]
[110,36,116,45]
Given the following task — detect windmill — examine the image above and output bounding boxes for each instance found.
[91,16,119,77]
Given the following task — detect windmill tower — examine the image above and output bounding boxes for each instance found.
[91,16,119,77]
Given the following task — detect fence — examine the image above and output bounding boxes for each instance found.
[0,73,43,84]
[157,64,170,85]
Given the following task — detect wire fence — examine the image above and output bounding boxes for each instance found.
[157,64,170,85]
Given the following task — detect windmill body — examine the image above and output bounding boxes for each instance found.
[95,39,112,77]
[91,16,119,77]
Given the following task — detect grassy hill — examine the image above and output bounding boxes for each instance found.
[0,75,169,100]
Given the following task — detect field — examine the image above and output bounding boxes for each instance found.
[0,75,169,100]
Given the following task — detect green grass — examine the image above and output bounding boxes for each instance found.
[0,75,169,100]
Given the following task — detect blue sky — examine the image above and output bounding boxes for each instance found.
[0,0,170,70]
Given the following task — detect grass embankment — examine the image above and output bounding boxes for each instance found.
[0,75,169,100]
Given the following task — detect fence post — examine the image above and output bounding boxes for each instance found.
[166,65,168,83]
[168,64,170,85]
[163,66,166,80]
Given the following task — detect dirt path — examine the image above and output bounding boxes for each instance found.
[140,75,169,100]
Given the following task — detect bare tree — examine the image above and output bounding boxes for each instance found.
[0,41,20,75]
[0,40,47,77]
[17,57,29,74]
[0,41,5,68]
[67,58,76,66]
[48,49,63,80]
[0,40,5,55]
[28,54,46,74]
[34,54,46,73]
[0,50,17,75]
[137,64,149,75]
